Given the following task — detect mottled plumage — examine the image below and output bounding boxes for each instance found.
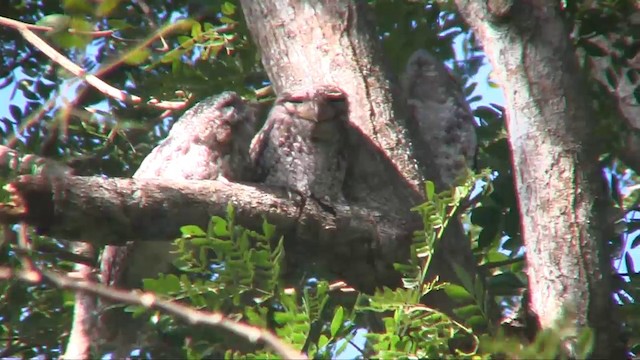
[99,92,256,355]
[101,92,256,289]
[402,49,477,189]
[250,86,349,206]
[133,92,256,183]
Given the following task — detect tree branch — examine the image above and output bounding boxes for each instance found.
[0,16,188,111]
[0,266,305,360]
[0,171,415,290]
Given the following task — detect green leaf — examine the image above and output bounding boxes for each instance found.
[318,334,329,349]
[467,315,487,330]
[425,181,435,201]
[219,16,236,25]
[443,284,473,303]
[181,225,206,237]
[221,2,237,16]
[189,237,210,246]
[36,14,71,32]
[161,274,182,293]
[9,105,22,121]
[161,48,185,63]
[226,202,236,223]
[191,22,202,38]
[452,304,482,318]
[262,219,276,240]
[451,263,474,294]
[330,306,344,337]
[477,223,499,249]
[210,216,229,237]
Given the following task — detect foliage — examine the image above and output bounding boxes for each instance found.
[111,176,489,359]
[0,0,639,358]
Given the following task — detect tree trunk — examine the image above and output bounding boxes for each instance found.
[454,0,622,356]
[240,0,480,317]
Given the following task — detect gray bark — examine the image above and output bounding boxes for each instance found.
[0,172,415,290]
[454,0,622,356]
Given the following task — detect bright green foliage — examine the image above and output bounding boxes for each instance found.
[121,175,492,358]
[131,204,285,357]
[359,174,488,359]
[131,204,361,358]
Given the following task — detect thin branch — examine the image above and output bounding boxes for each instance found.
[20,27,184,110]
[0,15,114,37]
[0,266,306,359]
[134,0,169,51]
[0,15,187,111]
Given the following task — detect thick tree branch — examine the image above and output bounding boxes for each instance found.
[0,172,415,289]
[0,266,305,360]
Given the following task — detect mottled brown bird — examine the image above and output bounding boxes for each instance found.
[99,91,256,357]
[402,49,477,189]
[250,86,349,207]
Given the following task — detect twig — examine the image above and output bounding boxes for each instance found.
[134,0,169,51]
[0,15,187,111]
[0,266,306,359]
[18,27,185,110]
[0,16,113,37]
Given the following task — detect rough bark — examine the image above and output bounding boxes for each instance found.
[454,0,622,356]
[240,0,480,316]
[0,172,416,289]
[239,1,420,188]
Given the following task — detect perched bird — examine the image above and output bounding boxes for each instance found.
[98,91,257,357]
[250,86,349,207]
[402,49,477,189]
